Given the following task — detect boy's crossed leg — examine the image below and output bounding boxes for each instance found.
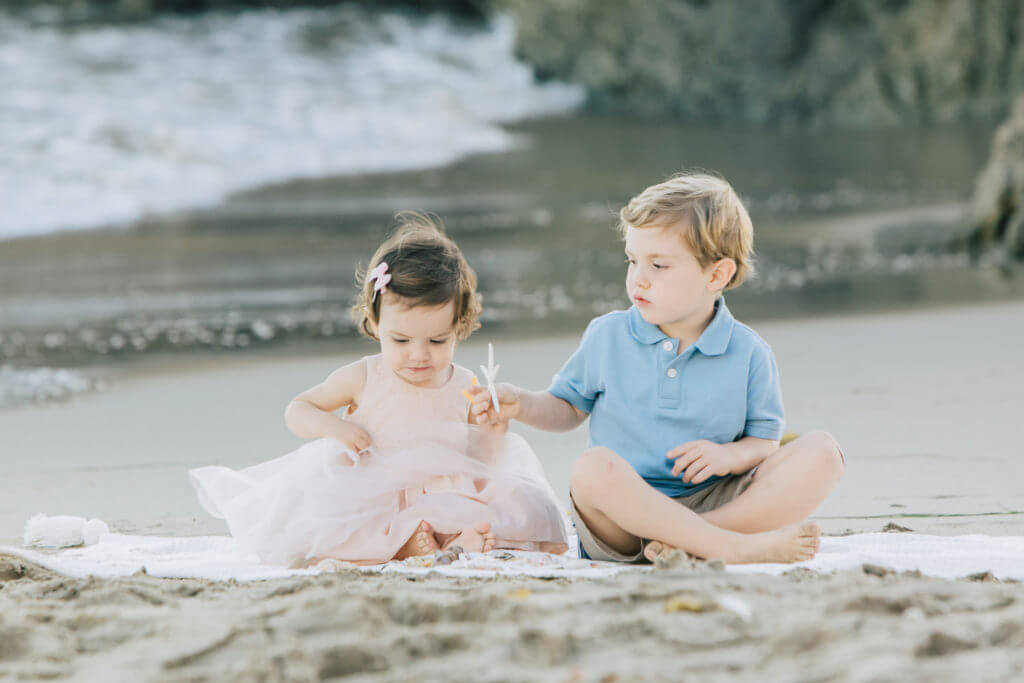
[570,433,842,564]
[698,430,844,534]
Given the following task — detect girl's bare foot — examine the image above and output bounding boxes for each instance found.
[394,521,441,560]
[644,521,822,565]
[538,541,569,555]
[442,522,496,553]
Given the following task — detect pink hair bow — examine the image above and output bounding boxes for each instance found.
[369,262,391,300]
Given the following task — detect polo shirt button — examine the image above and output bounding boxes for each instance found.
[667,368,677,378]
[662,340,673,351]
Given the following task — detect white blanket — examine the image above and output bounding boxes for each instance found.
[4,530,1024,582]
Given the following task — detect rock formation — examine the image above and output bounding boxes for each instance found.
[970,95,1024,258]
[499,0,1024,128]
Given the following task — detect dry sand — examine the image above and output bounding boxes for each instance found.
[2,552,1024,682]
[2,300,1024,681]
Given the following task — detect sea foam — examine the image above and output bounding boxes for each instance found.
[0,8,583,241]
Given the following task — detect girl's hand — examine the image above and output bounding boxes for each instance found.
[666,440,740,484]
[467,382,520,428]
[334,421,372,463]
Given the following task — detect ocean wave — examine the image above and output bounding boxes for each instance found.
[0,7,583,240]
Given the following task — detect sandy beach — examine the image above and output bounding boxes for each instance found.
[2,300,1023,680]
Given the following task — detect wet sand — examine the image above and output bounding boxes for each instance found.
[2,300,1023,680]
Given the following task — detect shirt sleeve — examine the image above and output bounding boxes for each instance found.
[547,318,603,414]
[744,344,784,440]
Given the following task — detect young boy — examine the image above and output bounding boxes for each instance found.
[471,171,844,564]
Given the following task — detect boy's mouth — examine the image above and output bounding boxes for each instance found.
[633,295,651,306]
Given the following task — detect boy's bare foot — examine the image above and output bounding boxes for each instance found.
[643,541,689,563]
[644,521,822,565]
[742,522,821,564]
[442,522,496,553]
[394,521,441,560]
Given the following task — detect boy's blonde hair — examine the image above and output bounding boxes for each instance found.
[618,171,754,289]
[351,211,482,340]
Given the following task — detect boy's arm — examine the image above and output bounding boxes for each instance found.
[719,435,780,472]
[469,383,587,432]
[470,317,600,432]
[668,435,780,484]
[670,344,785,483]
[514,387,588,432]
[284,359,370,450]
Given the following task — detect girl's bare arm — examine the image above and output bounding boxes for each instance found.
[284,359,370,450]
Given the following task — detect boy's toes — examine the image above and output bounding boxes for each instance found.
[798,521,822,538]
[793,531,820,561]
[643,541,667,563]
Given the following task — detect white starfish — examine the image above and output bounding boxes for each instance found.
[479,342,501,415]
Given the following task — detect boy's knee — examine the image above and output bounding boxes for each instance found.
[570,447,627,501]
[806,430,845,469]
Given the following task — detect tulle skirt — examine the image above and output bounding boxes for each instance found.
[189,423,568,565]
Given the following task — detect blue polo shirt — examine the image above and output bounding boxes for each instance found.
[548,299,784,498]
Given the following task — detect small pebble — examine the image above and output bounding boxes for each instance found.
[432,549,458,566]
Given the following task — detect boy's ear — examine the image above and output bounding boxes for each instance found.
[708,258,737,291]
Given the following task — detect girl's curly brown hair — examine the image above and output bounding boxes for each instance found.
[351,211,482,340]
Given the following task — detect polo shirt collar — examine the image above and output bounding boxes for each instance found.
[627,298,735,356]
[695,298,734,356]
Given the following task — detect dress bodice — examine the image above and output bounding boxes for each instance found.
[345,354,475,450]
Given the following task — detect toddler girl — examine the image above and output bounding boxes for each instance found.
[189,212,568,566]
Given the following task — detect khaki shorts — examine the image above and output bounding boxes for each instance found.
[570,467,758,563]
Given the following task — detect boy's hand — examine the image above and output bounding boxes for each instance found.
[467,382,520,429]
[667,440,740,484]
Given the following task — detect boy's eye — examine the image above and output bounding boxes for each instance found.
[653,263,667,270]
[391,338,409,344]
[429,339,448,345]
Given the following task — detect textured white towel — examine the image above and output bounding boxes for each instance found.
[0,532,624,580]
[727,532,1024,580]
[3,531,1023,582]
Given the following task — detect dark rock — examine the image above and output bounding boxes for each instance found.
[969,94,1024,258]
[915,631,979,657]
[861,563,892,577]
[499,0,1024,127]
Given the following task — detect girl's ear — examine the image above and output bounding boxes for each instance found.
[708,258,737,292]
[364,309,379,338]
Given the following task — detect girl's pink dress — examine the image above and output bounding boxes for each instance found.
[189,354,568,565]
